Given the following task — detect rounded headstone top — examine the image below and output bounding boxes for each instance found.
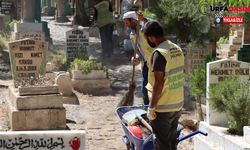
[55,71,70,79]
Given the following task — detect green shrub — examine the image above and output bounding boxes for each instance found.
[73,46,89,60]
[217,36,229,48]
[0,35,7,50]
[70,58,108,75]
[185,53,218,121]
[208,76,250,135]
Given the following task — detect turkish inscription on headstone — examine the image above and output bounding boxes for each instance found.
[8,39,48,87]
[19,31,45,41]
[206,59,249,126]
[185,43,212,75]
[1,1,12,14]
[66,29,89,62]
[237,44,250,63]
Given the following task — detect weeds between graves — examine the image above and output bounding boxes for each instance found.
[47,44,69,72]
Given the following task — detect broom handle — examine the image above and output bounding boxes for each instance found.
[131,16,140,83]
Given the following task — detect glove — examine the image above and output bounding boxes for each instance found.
[147,107,157,120]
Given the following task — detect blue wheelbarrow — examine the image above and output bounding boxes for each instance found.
[115,105,208,150]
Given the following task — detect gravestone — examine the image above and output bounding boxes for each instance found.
[19,31,45,41]
[8,39,48,87]
[55,73,72,96]
[0,131,86,150]
[206,58,249,126]
[66,29,89,62]
[11,0,45,42]
[185,43,212,75]
[1,1,12,14]
[237,44,250,62]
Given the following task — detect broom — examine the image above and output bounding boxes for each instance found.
[117,13,140,107]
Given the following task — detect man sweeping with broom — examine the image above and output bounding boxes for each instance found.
[117,11,154,107]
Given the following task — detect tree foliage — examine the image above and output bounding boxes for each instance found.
[208,76,250,135]
[141,0,214,42]
[185,52,218,121]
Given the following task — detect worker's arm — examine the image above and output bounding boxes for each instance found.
[137,12,148,24]
[149,71,164,108]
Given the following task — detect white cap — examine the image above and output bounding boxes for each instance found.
[123,11,138,20]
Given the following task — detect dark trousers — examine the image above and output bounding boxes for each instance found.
[99,24,114,56]
[141,62,149,105]
[151,110,182,150]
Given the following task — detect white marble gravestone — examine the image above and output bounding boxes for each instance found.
[206,58,249,126]
[66,29,89,62]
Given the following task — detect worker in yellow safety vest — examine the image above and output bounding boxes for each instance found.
[123,11,154,105]
[143,21,184,150]
[94,0,116,57]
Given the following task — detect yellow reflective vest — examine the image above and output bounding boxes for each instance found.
[94,1,116,28]
[146,40,184,112]
[131,29,154,69]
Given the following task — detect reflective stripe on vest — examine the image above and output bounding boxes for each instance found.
[156,101,184,110]
[146,40,184,112]
[94,1,116,28]
[165,65,185,77]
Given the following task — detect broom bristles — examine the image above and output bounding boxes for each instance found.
[117,82,136,107]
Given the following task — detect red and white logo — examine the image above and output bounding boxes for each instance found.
[69,137,81,150]
[223,17,244,23]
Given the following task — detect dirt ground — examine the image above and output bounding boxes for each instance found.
[0,16,199,150]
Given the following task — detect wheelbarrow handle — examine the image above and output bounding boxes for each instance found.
[122,135,129,145]
[177,130,208,144]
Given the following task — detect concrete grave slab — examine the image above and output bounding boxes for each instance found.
[206,58,249,126]
[66,29,89,62]
[72,78,111,95]
[244,126,250,144]
[0,131,85,150]
[18,84,59,96]
[19,30,45,41]
[9,86,63,110]
[72,79,110,89]
[194,121,250,150]
[55,73,72,96]
[8,39,48,87]
[62,95,78,104]
[8,101,66,131]
[72,70,106,79]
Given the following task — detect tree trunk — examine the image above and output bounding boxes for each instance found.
[75,0,90,26]
[72,0,75,15]
[197,96,204,122]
